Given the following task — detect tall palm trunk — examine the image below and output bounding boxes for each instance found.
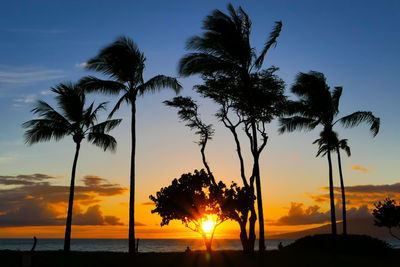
[129,101,136,254]
[336,147,347,235]
[64,142,81,252]
[327,149,337,236]
[251,121,265,252]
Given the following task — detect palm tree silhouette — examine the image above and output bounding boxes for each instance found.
[23,82,121,251]
[79,36,182,253]
[178,3,282,251]
[279,71,379,236]
[314,131,351,234]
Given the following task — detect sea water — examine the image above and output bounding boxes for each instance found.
[0,239,294,252]
[1,238,399,252]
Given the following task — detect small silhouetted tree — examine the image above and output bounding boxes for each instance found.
[150,169,229,252]
[23,83,121,252]
[80,36,182,253]
[165,96,256,252]
[373,198,400,240]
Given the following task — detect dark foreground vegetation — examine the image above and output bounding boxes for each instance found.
[2,235,397,267]
[2,249,398,267]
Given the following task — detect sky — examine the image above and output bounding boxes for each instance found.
[0,0,399,239]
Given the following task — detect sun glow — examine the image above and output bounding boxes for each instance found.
[201,217,216,234]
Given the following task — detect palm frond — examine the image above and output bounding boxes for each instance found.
[30,100,70,126]
[338,139,351,157]
[337,111,380,137]
[79,76,126,95]
[85,36,145,83]
[331,86,342,115]
[51,83,85,124]
[90,119,122,133]
[178,53,240,77]
[109,93,129,119]
[83,101,108,127]
[22,119,70,145]
[254,21,282,69]
[87,132,117,152]
[137,75,182,95]
[278,116,318,134]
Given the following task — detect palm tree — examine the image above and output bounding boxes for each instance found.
[23,82,121,251]
[79,36,182,253]
[314,131,351,234]
[178,3,282,252]
[279,71,380,236]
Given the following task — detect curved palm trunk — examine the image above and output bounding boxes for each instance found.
[251,121,265,252]
[336,147,347,235]
[64,142,81,252]
[327,150,337,236]
[129,102,136,254]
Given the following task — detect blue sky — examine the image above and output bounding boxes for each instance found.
[0,0,399,235]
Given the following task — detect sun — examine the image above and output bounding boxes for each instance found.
[201,217,216,234]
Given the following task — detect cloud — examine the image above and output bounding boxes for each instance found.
[0,198,64,227]
[272,202,371,226]
[14,94,36,103]
[306,182,400,209]
[273,203,330,225]
[0,173,126,227]
[81,175,127,196]
[73,205,123,226]
[0,173,55,185]
[40,90,52,95]
[349,164,369,173]
[141,201,155,206]
[0,65,65,85]
[0,199,124,227]
[75,62,88,68]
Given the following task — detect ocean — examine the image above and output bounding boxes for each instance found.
[0,239,295,252]
[1,238,399,252]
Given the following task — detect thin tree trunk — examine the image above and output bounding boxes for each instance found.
[251,121,265,252]
[327,150,337,236]
[239,220,249,252]
[200,135,216,186]
[64,142,81,252]
[129,102,136,254]
[248,202,257,252]
[336,147,347,235]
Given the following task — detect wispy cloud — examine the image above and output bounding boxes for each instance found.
[3,28,65,34]
[14,94,36,103]
[349,164,370,173]
[75,62,88,68]
[0,65,65,85]
[40,90,52,95]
